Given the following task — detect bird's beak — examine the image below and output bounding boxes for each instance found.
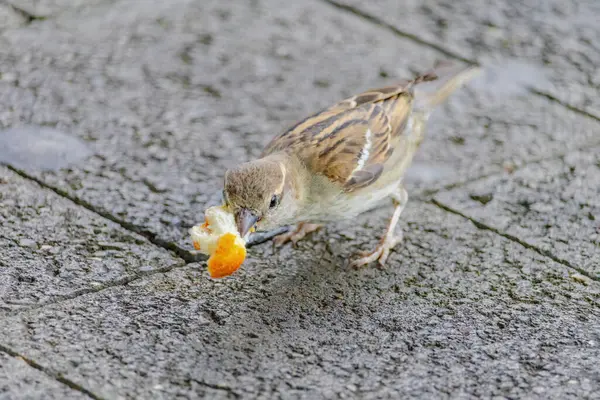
[235,208,258,239]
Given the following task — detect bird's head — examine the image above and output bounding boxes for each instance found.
[223,157,297,238]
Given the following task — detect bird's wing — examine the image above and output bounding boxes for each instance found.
[262,82,416,192]
[262,62,480,191]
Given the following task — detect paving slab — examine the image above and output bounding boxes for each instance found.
[0,352,87,400]
[0,166,182,316]
[1,202,599,399]
[0,4,28,31]
[0,0,598,255]
[330,0,600,117]
[4,0,114,19]
[435,147,600,279]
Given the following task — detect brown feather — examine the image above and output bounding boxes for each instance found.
[262,80,419,192]
[261,67,458,191]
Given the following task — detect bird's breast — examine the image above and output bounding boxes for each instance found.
[301,184,395,222]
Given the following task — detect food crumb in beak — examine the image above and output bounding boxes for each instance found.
[207,233,247,278]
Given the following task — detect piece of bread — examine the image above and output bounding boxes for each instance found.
[189,206,247,278]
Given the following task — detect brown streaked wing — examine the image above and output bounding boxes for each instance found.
[338,97,412,191]
[263,80,414,156]
[262,81,416,190]
[262,108,349,156]
[296,102,398,191]
[330,80,412,111]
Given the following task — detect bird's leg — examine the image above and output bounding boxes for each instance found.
[349,186,408,269]
[273,222,323,247]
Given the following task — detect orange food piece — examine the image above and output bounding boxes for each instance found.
[192,241,201,250]
[207,233,247,278]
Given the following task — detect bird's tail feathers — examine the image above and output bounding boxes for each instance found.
[412,61,481,113]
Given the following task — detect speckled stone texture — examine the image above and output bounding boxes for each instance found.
[0,166,182,316]
[435,148,600,278]
[1,203,599,399]
[0,0,599,398]
[0,0,597,254]
[332,0,600,116]
[0,352,87,400]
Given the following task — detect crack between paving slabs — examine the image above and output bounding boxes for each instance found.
[530,89,600,123]
[0,1,46,23]
[1,166,292,314]
[6,165,197,263]
[321,0,473,64]
[1,0,121,25]
[190,378,241,398]
[430,198,600,284]
[5,131,600,315]
[4,0,600,309]
[0,344,104,400]
[0,342,239,400]
[320,0,600,123]
[6,166,290,263]
[2,259,187,319]
[415,136,600,200]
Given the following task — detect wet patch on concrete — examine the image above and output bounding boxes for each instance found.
[0,126,93,171]
[333,0,600,116]
[470,59,553,99]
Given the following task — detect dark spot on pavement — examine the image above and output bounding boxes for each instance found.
[470,193,494,205]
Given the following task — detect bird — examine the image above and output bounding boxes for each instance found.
[222,61,480,268]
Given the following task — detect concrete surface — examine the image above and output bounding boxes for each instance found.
[0,0,598,398]
[4,0,113,19]
[0,352,86,400]
[0,4,27,31]
[0,166,183,316]
[1,0,598,253]
[435,148,600,278]
[2,203,599,399]
[331,0,600,116]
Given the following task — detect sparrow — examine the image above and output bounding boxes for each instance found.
[222,61,480,268]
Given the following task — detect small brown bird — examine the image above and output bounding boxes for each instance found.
[223,61,480,268]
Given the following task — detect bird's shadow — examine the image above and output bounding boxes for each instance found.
[230,217,393,334]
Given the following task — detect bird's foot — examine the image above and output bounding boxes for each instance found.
[273,222,323,247]
[349,230,403,269]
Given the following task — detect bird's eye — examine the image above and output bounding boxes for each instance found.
[269,194,280,209]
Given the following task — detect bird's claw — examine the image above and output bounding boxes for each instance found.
[273,232,300,247]
[349,231,403,269]
[273,223,322,247]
